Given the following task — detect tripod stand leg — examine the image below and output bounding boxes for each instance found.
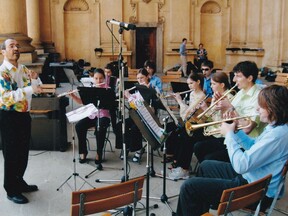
[56,174,73,191]
[85,163,103,178]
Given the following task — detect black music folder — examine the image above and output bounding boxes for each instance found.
[134,84,165,110]
[77,87,116,110]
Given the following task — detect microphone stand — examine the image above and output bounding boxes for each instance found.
[96,26,129,183]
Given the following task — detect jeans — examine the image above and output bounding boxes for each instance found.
[176,160,247,216]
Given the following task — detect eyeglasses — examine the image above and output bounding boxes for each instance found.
[201,68,210,71]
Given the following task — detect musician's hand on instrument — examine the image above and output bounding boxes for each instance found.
[124,89,130,99]
[213,91,222,101]
[174,93,182,102]
[220,121,236,135]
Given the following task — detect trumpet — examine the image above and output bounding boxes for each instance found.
[194,84,238,121]
[161,89,194,99]
[185,115,254,136]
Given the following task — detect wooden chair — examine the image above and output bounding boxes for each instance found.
[202,174,272,216]
[71,176,145,216]
[266,159,288,216]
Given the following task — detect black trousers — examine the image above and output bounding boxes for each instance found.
[114,118,143,152]
[75,116,110,162]
[0,110,31,195]
[194,137,229,163]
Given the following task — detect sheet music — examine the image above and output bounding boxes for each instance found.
[131,92,164,142]
[66,103,98,123]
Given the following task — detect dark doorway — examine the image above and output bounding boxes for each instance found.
[136,27,157,68]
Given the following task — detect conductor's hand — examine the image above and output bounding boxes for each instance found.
[28,70,39,79]
[32,85,43,94]
[220,121,236,136]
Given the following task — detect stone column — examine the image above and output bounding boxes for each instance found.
[26,0,43,52]
[0,0,36,63]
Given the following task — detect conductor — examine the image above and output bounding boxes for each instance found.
[0,38,43,204]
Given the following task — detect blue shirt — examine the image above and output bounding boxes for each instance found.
[203,77,213,98]
[150,75,163,93]
[225,124,288,198]
[179,43,186,56]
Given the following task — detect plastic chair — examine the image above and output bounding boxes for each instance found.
[202,174,272,216]
[70,176,145,216]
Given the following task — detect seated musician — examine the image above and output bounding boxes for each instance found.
[69,68,111,167]
[194,61,266,163]
[191,72,235,163]
[176,84,288,216]
[144,60,163,94]
[104,63,118,132]
[115,68,157,163]
[165,72,209,180]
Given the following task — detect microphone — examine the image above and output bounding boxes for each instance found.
[106,19,136,30]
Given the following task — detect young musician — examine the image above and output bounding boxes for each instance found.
[144,60,163,93]
[115,68,155,163]
[177,85,288,216]
[70,68,111,167]
[194,61,266,163]
[166,72,208,180]
[193,72,234,163]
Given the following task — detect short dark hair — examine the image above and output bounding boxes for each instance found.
[94,68,105,78]
[232,61,258,83]
[104,63,113,71]
[258,85,288,126]
[182,38,187,42]
[137,68,149,77]
[144,60,156,74]
[201,60,214,69]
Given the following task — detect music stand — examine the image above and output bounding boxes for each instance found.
[56,103,96,191]
[131,90,179,215]
[77,87,116,178]
[129,107,168,216]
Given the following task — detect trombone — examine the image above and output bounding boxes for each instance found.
[185,84,238,125]
[185,115,254,136]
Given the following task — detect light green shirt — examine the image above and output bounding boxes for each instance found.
[231,84,265,137]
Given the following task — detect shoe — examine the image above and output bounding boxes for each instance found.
[94,159,102,165]
[168,167,189,180]
[132,152,141,163]
[7,194,29,204]
[21,184,38,193]
[79,154,87,164]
